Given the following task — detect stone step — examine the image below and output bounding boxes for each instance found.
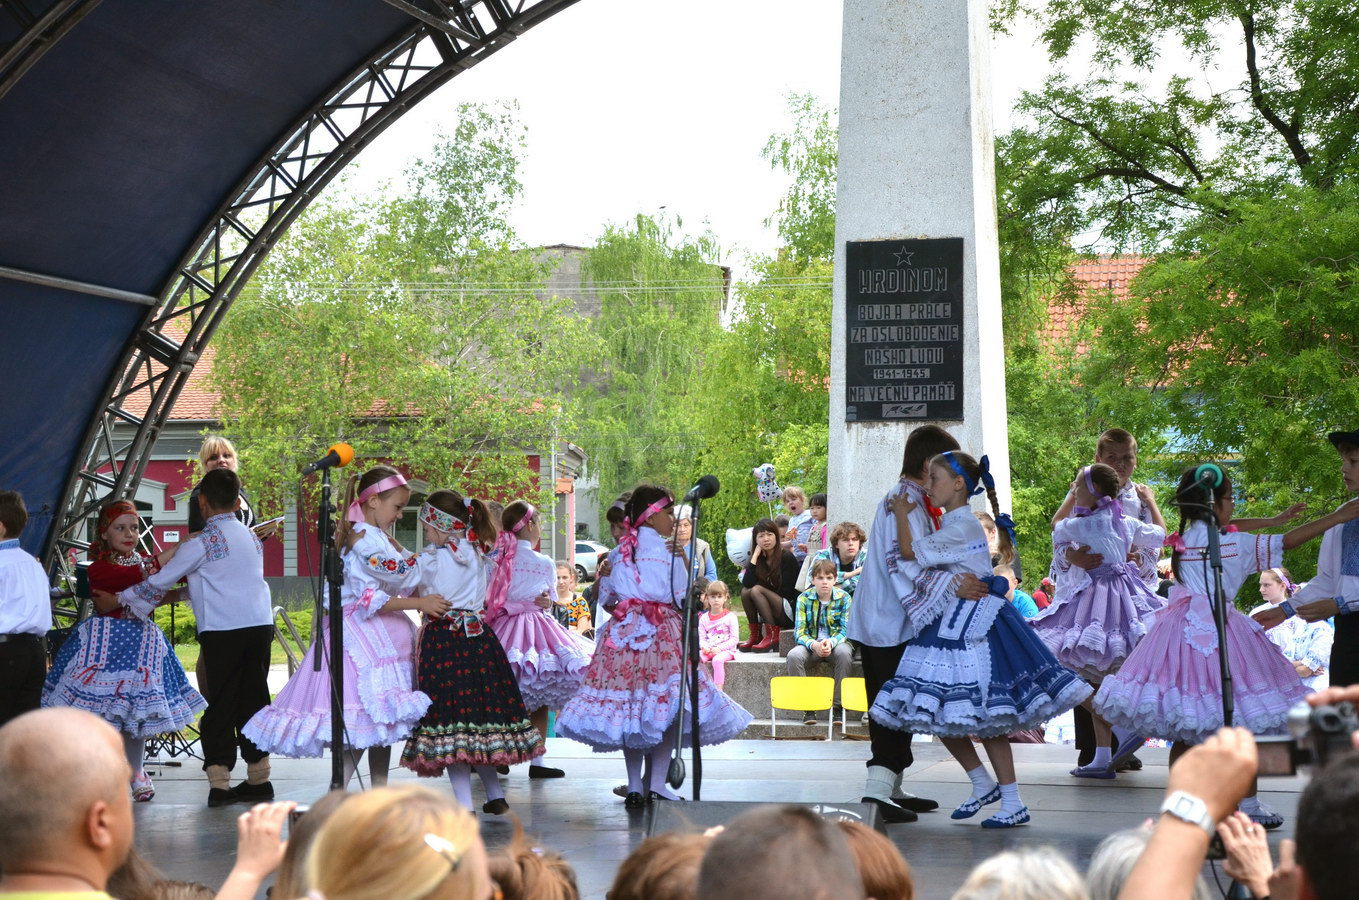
[713,649,866,733]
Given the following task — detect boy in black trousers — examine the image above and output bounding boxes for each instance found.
[0,491,51,729]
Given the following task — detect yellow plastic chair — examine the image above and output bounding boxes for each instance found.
[840,676,869,736]
[769,675,835,740]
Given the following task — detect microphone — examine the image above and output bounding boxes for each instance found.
[302,442,355,475]
[682,474,720,503]
[1195,463,1225,489]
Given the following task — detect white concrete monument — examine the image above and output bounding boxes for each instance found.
[828,0,1011,529]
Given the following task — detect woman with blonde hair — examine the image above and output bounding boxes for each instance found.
[305,785,492,900]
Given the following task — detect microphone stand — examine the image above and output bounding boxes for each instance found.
[308,467,347,791]
[1202,504,1235,729]
[667,496,706,799]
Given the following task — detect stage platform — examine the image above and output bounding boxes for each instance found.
[134,738,1307,900]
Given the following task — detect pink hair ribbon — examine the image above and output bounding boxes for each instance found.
[1164,532,1187,552]
[616,496,673,568]
[484,504,538,620]
[346,473,408,524]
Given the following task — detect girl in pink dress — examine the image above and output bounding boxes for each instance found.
[484,500,593,779]
[1095,465,1359,827]
[556,485,752,807]
[244,466,450,788]
[698,580,739,691]
[1030,464,1166,778]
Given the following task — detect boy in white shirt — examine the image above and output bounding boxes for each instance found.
[0,491,52,728]
[1255,428,1359,687]
[97,469,274,807]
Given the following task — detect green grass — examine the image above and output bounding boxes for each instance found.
[172,640,296,671]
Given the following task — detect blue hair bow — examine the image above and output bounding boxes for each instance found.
[942,452,994,498]
[993,512,1017,549]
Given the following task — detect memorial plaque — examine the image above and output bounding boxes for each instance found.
[844,237,964,422]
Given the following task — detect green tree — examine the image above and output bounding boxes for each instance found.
[209,105,596,517]
[994,0,1359,583]
[576,214,727,525]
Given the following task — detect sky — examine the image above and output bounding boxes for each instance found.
[339,0,1228,273]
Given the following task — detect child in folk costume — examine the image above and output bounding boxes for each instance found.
[484,501,593,780]
[870,452,1091,828]
[244,466,449,788]
[557,486,752,807]
[1029,464,1166,778]
[399,490,543,814]
[1250,567,1332,692]
[44,499,206,801]
[1095,465,1359,827]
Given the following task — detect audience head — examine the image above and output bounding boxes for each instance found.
[198,434,240,473]
[810,558,838,591]
[271,790,349,900]
[487,816,579,900]
[608,832,709,900]
[305,785,490,900]
[0,708,134,888]
[148,881,215,900]
[107,847,166,900]
[1086,825,1211,900]
[750,518,784,581]
[0,489,28,539]
[835,820,913,900]
[993,564,1018,594]
[900,424,960,480]
[698,805,865,900]
[774,514,790,530]
[555,563,577,597]
[1094,428,1138,487]
[782,486,807,516]
[829,522,865,561]
[809,493,827,521]
[950,848,1089,900]
[1295,752,1359,900]
[703,579,730,613]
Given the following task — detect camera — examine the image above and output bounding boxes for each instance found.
[288,804,310,831]
[1257,701,1359,777]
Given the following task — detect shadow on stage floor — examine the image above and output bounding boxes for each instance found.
[134,738,1307,900]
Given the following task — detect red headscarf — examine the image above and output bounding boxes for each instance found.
[88,500,139,561]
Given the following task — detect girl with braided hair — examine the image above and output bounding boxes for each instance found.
[870,452,1091,828]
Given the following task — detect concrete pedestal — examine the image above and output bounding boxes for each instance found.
[828,0,1011,529]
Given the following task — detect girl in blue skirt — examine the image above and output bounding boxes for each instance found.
[870,452,1090,828]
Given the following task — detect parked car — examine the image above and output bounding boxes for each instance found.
[573,540,611,581]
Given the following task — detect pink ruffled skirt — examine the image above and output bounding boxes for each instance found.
[1029,563,1164,680]
[243,611,429,756]
[556,602,752,751]
[1094,589,1308,744]
[489,609,593,711]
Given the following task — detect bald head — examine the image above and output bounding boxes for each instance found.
[0,708,132,874]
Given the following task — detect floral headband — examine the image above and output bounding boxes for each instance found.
[418,501,465,535]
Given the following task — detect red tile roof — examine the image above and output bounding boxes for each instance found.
[1040,254,1149,352]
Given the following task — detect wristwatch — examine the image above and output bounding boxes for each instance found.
[1161,790,1215,836]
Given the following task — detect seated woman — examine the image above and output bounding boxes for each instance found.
[738,518,801,653]
[811,521,868,598]
[1250,566,1331,692]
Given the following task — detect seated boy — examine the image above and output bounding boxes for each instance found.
[0,491,52,728]
[786,559,854,724]
[95,468,274,806]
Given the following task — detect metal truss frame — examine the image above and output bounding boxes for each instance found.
[35,0,581,574]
